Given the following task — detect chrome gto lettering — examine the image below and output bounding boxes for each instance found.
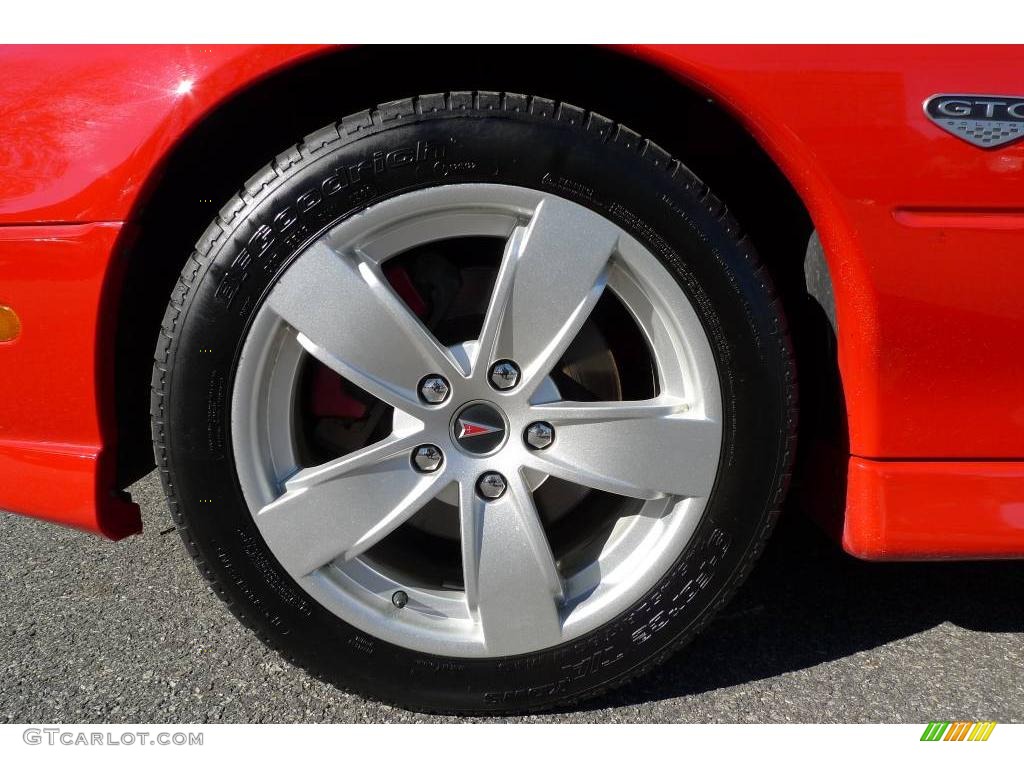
[936,99,973,116]
[933,97,1024,121]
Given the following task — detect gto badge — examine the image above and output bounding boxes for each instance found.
[924,94,1024,148]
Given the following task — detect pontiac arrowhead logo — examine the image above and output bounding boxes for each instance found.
[924,94,1024,149]
[452,402,508,455]
[458,419,501,439]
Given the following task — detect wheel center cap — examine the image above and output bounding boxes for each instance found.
[451,402,508,456]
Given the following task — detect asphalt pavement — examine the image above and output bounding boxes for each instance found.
[2,471,1022,723]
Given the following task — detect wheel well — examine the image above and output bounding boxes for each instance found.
[113,44,832,494]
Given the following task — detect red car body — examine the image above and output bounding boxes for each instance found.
[2,44,1023,559]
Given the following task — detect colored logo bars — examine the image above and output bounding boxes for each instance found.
[921,721,997,742]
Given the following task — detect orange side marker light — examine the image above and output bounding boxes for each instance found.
[0,305,20,342]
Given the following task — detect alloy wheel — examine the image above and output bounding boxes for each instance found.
[231,184,723,658]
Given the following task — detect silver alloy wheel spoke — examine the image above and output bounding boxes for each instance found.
[523,399,720,500]
[476,197,620,393]
[268,241,465,412]
[255,434,445,577]
[459,474,565,654]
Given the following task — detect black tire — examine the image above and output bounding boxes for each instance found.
[152,91,797,714]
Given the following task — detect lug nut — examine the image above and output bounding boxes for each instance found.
[392,590,409,609]
[489,360,520,391]
[525,421,554,450]
[477,472,507,500]
[412,445,444,473]
[419,375,450,404]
